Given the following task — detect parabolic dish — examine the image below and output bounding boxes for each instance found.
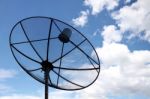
[10,16,100,90]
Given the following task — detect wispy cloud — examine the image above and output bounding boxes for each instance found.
[101,25,122,43]
[0,69,16,80]
[72,10,89,27]
[72,0,119,27]
[0,69,17,94]
[84,0,119,15]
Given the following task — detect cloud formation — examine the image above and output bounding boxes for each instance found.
[72,0,119,27]
[84,0,119,15]
[102,25,122,43]
[94,42,150,97]
[72,10,89,27]
[112,0,150,42]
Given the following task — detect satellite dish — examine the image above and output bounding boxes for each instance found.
[9,16,100,99]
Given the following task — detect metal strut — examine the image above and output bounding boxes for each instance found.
[45,70,49,99]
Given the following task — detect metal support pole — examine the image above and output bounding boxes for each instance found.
[45,71,49,99]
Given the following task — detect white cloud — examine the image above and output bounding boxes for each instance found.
[72,0,119,27]
[102,25,122,43]
[95,42,130,67]
[112,0,150,42]
[93,42,150,96]
[72,10,89,27]
[84,0,119,15]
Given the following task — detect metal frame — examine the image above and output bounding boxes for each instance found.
[9,16,101,98]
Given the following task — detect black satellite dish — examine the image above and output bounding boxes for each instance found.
[9,16,100,99]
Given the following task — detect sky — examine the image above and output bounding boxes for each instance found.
[0,0,150,99]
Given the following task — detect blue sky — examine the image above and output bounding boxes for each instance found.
[0,0,150,99]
